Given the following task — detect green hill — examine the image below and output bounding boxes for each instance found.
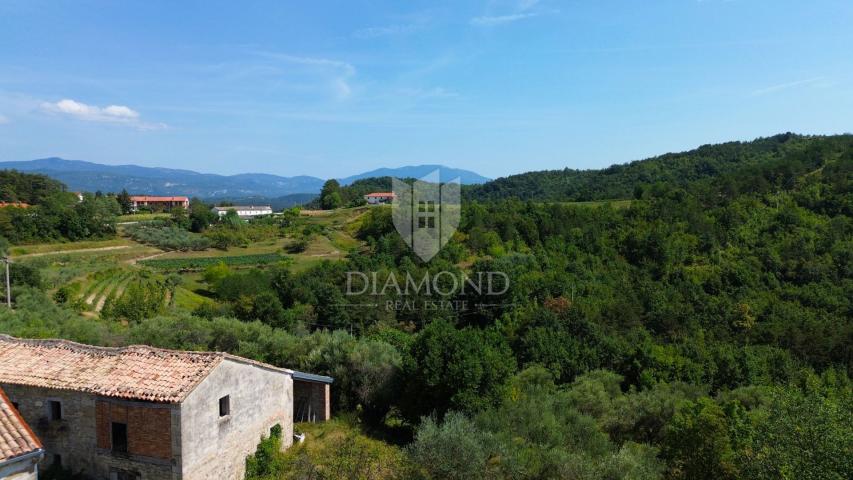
[465,133,853,202]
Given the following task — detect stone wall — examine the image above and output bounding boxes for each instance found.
[178,360,292,480]
[1,383,180,480]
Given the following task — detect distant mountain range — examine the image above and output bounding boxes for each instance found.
[0,158,489,199]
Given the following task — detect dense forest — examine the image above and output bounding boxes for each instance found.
[465,133,853,202]
[1,134,851,479]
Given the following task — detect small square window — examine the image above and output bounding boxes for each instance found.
[219,395,230,417]
[418,217,426,228]
[49,400,62,420]
[418,201,426,212]
[428,217,436,228]
[427,201,436,212]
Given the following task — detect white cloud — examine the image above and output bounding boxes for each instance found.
[354,24,421,39]
[254,52,357,100]
[0,114,8,125]
[471,0,547,27]
[471,12,538,26]
[751,77,827,96]
[40,98,165,129]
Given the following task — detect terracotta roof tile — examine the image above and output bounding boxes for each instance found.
[0,386,41,462]
[0,335,227,403]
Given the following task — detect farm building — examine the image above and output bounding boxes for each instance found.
[129,196,189,212]
[292,372,333,423]
[0,335,331,480]
[211,205,273,219]
[364,192,395,205]
[0,386,43,480]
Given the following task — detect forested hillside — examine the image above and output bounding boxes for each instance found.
[0,171,120,243]
[466,133,853,202]
[0,134,851,479]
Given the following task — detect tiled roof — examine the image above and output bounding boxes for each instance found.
[365,192,396,197]
[130,196,189,202]
[0,386,41,463]
[0,336,226,403]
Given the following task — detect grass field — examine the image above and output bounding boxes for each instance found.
[140,253,288,271]
[9,238,134,257]
[13,206,369,315]
[117,212,172,222]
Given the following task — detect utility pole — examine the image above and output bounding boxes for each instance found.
[3,256,10,308]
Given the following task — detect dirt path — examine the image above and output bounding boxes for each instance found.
[127,251,167,265]
[14,245,130,258]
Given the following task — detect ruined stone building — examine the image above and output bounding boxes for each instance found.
[0,335,318,480]
[0,386,42,480]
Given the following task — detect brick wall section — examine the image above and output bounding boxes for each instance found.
[293,380,330,422]
[96,400,172,459]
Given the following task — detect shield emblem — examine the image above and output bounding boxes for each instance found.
[392,169,461,262]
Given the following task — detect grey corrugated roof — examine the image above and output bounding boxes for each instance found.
[292,371,334,384]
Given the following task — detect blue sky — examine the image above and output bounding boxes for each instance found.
[1,0,852,179]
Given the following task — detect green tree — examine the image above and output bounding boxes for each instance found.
[320,179,343,210]
[117,189,133,214]
[662,398,737,480]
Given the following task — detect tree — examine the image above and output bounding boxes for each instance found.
[401,321,516,421]
[407,412,491,480]
[170,205,190,229]
[188,197,215,232]
[662,398,737,480]
[320,179,343,210]
[117,189,133,214]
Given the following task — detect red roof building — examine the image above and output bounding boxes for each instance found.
[129,195,189,212]
[0,386,43,478]
[364,192,396,205]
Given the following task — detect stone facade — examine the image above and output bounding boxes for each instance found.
[179,359,292,480]
[1,385,176,480]
[2,358,294,480]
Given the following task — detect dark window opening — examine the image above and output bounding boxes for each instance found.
[11,401,18,410]
[219,395,230,417]
[428,216,436,228]
[49,400,62,420]
[111,422,128,454]
[427,201,436,212]
[53,454,62,466]
[418,217,426,228]
[418,201,426,212]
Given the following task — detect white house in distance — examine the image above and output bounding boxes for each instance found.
[364,192,395,205]
[211,205,273,219]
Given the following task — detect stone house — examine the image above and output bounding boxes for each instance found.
[0,386,43,480]
[0,335,307,480]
